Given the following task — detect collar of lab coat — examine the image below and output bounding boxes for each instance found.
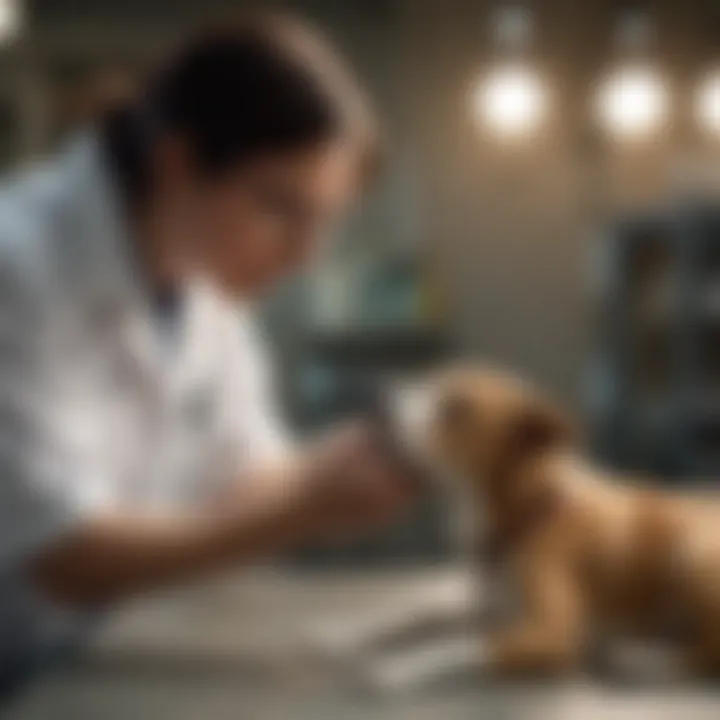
[59,131,226,397]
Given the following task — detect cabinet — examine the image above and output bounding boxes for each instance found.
[591,203,720,478]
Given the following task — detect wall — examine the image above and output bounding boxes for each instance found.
[10,0,720,408]
[387,0,720,407]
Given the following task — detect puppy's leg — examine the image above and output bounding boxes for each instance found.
[482,553,586,677]
[360,558,584,694]
[673,555,720,680]
[363,636,481,695]
[305,574,472,660]
[683,637,720,680]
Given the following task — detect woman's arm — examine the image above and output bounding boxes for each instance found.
[31,469,305,607]
[0,239,413,612]
[30,428,413,608]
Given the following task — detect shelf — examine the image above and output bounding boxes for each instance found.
[305,327,451,368]
[592,202,720,477]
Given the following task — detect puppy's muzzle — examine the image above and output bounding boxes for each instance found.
[371,381,441,476]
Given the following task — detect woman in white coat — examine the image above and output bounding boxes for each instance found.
[0,15,416,696]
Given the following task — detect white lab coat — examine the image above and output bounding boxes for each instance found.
[0,134,289,690]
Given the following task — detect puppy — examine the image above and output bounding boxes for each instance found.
[389,365,720,680]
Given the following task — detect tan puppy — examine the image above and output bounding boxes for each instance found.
[392,365,720,680]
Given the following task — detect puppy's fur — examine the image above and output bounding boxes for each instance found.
[424,366,720,679]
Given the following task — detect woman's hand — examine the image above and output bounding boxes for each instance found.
[282,422,420,543]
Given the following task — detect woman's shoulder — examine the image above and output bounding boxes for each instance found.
[0,148,79,282]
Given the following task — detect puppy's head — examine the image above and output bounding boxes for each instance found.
[389,365,575,497]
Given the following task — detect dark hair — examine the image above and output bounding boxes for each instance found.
[102,14,378,205]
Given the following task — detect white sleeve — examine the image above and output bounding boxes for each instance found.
[0,243,83,571]
[219,310,294,475]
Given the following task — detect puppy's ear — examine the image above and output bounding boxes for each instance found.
[512,400,576,458]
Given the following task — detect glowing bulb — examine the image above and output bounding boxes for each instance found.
[696,71,720,137]
[596,65,669,140]
[472,65,548,139]
[0,0,20,43]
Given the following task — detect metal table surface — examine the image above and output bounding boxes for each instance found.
[7,566,720,720]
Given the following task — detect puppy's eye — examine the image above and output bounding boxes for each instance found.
[438,393,474,428]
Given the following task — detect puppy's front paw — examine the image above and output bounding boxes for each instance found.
[361,636,488,697]
[592,641,687,686]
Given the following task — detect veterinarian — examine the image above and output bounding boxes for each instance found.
[0,16,417,696]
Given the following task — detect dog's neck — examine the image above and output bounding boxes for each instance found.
[476,447,593,562]
[543,450,615,506]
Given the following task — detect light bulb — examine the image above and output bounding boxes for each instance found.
[696,71,720,137]
[596,65,669,140]
[0,0,21,43]
[472,64,548,139]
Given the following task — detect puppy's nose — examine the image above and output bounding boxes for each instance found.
[384,381,436,458]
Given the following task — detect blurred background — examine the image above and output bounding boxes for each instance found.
[4,0,720,717]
